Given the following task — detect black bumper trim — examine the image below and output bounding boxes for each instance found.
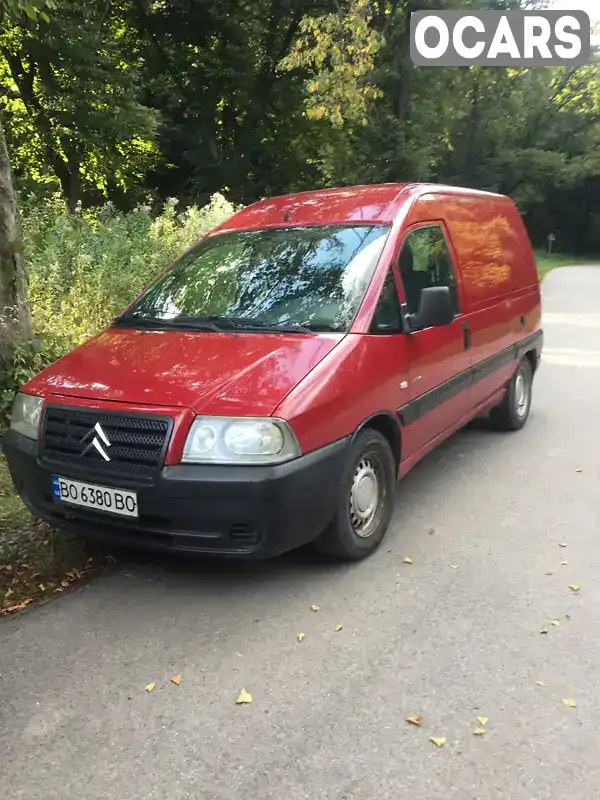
[2,431,349,559]
[398,329,543,425]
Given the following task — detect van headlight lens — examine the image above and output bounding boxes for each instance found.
[182,417,300,464]
[10,393,44,440]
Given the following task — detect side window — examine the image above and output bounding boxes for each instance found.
[370,269,402,333]
[398,226,459,316]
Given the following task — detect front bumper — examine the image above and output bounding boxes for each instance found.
[2,430,348,558]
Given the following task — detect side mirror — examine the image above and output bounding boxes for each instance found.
[407,286,454,330]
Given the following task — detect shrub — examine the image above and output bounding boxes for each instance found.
[1,193,238,425]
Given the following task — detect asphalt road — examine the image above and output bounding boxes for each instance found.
[2,267,600,800]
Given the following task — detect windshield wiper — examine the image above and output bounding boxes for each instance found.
[214,317,342,334]
[114,314,223,332]
[301,322,341,333]
[114,313,336,335]
[229,318,313,334]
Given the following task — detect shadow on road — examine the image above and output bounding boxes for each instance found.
[102,410,515,592]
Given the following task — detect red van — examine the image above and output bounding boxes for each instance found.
[3,183,542,560]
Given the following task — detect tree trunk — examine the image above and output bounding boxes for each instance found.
[0,111,31,363]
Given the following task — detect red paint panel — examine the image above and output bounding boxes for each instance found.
[24,328,342,418]
[275,334,409,458]
[208,184,410,235]
[402,320,471,456]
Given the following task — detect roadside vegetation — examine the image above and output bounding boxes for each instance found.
[535,253,599,280]
[1,193,236,614]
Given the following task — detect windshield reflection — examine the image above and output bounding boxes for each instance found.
[119,224,390,333]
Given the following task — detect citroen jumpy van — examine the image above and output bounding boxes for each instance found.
[3,184,542,560]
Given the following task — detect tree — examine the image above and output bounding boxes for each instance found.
[129,0,335,204]
[0,0,158,211]
[2,0,600,262]
[0,0,53,360]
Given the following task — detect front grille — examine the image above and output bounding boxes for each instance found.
[39,405,172,480]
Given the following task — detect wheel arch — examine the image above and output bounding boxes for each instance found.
[351,412,402,470]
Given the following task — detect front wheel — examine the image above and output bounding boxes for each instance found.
[315,429,395,560]
[490,357,533,431]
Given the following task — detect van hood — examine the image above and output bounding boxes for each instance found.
[26,328,343,416]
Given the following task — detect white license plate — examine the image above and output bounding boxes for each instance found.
[51,475,138,518]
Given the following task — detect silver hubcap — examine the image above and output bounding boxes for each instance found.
[514,368,530,418]
[349,456,381,538]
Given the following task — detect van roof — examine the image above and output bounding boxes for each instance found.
[208,183,510,234]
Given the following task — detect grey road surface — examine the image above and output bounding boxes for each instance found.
[2,267,600,800]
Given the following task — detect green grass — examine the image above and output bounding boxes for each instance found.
[535,252,599,280]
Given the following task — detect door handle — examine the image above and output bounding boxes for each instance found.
[462,321,471,350]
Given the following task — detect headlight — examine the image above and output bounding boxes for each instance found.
[10,393,44,440]
[182,416,301,464]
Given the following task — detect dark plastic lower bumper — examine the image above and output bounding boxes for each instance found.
[2,430,349,559]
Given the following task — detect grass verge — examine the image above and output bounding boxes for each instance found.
[0,453,110,616]
[535,252,598,280]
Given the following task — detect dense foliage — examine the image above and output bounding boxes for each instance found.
[0,0,598,252]
[0,192,237,420]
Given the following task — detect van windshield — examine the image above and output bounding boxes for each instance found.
[117,224,390,333]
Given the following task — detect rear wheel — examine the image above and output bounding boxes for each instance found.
[490,357,533,431]
[315,429,395,560]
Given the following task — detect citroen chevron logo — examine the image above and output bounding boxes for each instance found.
[81,422,112,461]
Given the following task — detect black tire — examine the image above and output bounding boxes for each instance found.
[315,429,395,561]
[490,357,533,431]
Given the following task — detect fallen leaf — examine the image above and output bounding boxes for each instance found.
[575,468,583,473]
[297,632,305,642]
[39,584,46,592]
[561,561,568,566]
[310,604,320,612]
[236,688,253,704]
[559,543,567,548]
[552,619,560,627]
[429,528,436,535]
[477,716,488,726]
[536,681,546,687]
[473,728,486,736]
[430,737,446,748]
[406,716,422,726]
[335,624,343,632]
[562,698,576,707]
[170,675,181,685]
[144,683,156,692]
[449,564,459,569]
[403,557,412,565]
[540,628,549,634]
[569,584,581,592]
[4,600,31,613]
